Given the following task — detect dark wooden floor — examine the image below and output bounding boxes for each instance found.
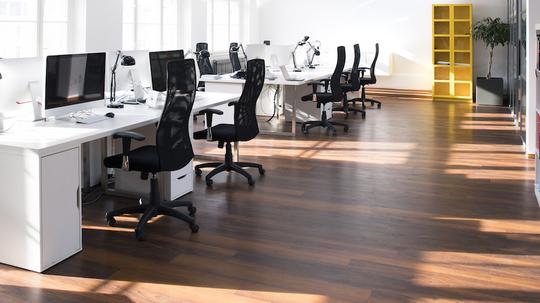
[2,97,540,302]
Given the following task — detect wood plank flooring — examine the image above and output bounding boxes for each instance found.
[2,97,540,302]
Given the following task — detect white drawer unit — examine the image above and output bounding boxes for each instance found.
[0,147,82,272]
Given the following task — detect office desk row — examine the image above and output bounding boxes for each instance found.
[201,66,349,136]
[0,92,239,273]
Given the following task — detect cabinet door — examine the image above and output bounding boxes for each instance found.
[41,147,81,270]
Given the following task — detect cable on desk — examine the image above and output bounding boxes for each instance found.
[266,84,281,122]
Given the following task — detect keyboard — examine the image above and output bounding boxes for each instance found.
[74,115,108,124]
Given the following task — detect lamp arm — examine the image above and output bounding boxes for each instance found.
[110,50,121,103]
[239,44,248,69]
[292,44,300,70]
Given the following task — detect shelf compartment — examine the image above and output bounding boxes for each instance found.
[454,66,472,82]
[434,82,451,96]
[434,66,451,81]
[434,37,450,50]
[434,52,450,65]
[434,21,450,35]
[454,37,471,51]
[454,5,471,20]
[454,21,471,35]
[454,52,471,65]
[434,6,450,19]
[454,82,472,98]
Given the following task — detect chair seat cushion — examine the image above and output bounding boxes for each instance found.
[340,83,355,93]
[104,146,160,173]
[360,77,376,85]
[301,93,335,103]
[194,124,237,142]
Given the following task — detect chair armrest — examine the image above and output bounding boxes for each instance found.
[358,67,369,77]
[308,79,330,92]
[195,108,224,129]
[112,131,146,155]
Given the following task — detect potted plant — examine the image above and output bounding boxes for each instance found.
[472,17,510,105]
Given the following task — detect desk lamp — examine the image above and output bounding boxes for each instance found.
[306,40,321,69]
[230,44,248,79]
[108,51,136,108]
[292,36,310,72]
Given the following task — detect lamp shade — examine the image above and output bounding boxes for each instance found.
[121,55,136,66]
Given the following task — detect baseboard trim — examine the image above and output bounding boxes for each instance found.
[365,88,433,100]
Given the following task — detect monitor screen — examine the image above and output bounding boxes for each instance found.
[45,53,106,110]
[149,50,184,92]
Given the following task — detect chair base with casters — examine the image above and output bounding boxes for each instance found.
[194,141,265,187]
[106,174,199,241]
[333,89,366,119]
[301,110,349,136]
[348,85,382,110]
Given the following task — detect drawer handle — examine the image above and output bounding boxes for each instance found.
[76,186,80,209]
[177,174,187,180]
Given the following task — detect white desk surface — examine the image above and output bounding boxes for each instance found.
[201,66,344,86]
[0,92,239,155]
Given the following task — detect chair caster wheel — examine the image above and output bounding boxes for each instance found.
[190,223,200,233]
[303,129,309,135]
[362,112,366,119]
[188,206,197,216]
[206,179,213,187]
[195,168,202,176]
[344,126,349,133]
[248,179,255,186]
[106,216,116,227]
[377,104,382,109]
[135,229,144,241]
[259,168,266,175]
[371,101,374,106]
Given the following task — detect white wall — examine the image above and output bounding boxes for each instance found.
[254,0,507,91]
[85,0,123,52]
[527,0,540,155]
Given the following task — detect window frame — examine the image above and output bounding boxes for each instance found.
[0,0,75,58]
[207,0,242,53]
[122,0,179,51]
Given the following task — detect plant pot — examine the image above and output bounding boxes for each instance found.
[476,77,504,106]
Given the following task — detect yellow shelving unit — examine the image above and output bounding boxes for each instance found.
[432,4,473,102]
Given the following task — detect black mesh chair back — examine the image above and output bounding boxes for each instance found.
[156,59,196,172]
[350,44,361,91]
[235,59,265,141]
[369,43,380,83]
[196,42,208,53]
[330,46,346,101]
[196,42,214,75]
[229,42,242,72]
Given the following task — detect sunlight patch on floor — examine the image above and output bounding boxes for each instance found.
[433,217,540,235]
[0,277,331,303]
[202,139,418,165]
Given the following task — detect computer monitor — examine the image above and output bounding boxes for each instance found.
[107,50,152,101]
[0,57,44,112]
[245,44,267,61]
[149,50,184,92]
[44,53,106,117]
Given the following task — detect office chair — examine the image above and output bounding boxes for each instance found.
[351,43,381,109]
[196,42,214,75]
[229,42,243,72]
[104,59,199,240]
[334,44,366,119]
[301,46,349,136]
[193,59,266,187]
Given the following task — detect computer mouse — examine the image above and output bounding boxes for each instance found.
[105,112,115,118]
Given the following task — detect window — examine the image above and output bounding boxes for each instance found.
[0,0,70,58]
[123,0,178,51]
[207,0,241,52]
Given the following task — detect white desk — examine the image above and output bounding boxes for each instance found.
[0,92,238,273]
[201,67,342,136]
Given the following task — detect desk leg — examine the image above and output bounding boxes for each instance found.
[100,137,108,192]
[292,87,297,136]
[234,142,240,162]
